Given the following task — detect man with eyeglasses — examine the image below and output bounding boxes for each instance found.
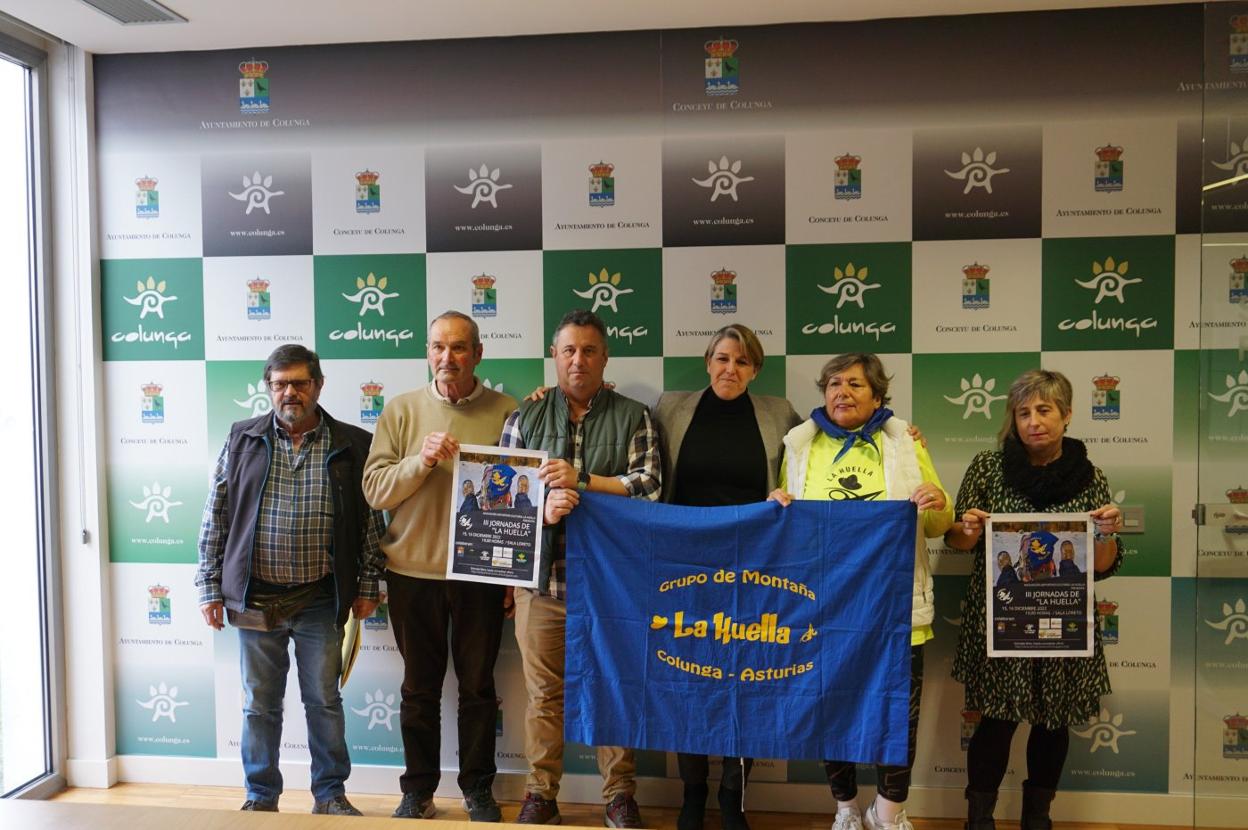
[362,310,517,822]
[195,343,385,817]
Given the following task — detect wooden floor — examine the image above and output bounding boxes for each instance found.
[47,783,1178,830]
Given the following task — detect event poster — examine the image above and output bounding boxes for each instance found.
[985,513,1094,658]
[446,444,546,587]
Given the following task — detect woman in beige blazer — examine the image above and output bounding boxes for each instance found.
[652,324,800,830]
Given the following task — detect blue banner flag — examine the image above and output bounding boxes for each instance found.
[565,493,917,765]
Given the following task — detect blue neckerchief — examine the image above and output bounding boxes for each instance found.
[810,406,894,463]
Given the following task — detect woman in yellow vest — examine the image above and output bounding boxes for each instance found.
[768,352,953,830]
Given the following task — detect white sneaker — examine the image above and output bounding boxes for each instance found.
[864,802,914,830]
[832,805,863,830]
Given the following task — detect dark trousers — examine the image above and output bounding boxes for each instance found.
[825,645,924,804]
[386,570,505,795]
[967,716,1069,792]
[677,752,752,792]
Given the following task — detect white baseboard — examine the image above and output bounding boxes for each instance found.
[112,757,1244,827]
[65,756,118,789]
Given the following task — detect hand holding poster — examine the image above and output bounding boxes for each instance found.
[985,513,1093,658]
[446,443,547,587]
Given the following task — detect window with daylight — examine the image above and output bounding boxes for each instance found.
[0,44,52,797]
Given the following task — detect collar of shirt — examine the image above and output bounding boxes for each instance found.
[429,378,484,406]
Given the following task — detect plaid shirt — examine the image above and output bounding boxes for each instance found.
[498,389,661,600]
[196,417,385,606]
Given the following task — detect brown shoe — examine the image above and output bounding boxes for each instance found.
[604,793,643,828]
[516,792,561,824]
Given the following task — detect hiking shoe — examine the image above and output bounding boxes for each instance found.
[393,791,437,819]
[462,787,502,822]
[312,795,363,816]
[864,803,913,830]
[604,793,643,828]
[240,799,278,812]
[516,792,561,824]
[832,805,863,830]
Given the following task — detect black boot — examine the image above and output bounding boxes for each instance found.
[964,788,997,830]
[677,784,707,830]
[717,786,751,830]
[1020,782,1055,830]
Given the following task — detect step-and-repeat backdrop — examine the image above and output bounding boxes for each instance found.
[94,2,1248,806]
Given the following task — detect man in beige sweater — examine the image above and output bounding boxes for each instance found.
[362,311,517,823]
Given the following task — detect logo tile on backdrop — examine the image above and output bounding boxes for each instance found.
[662,136,785,247]
[543,249,663,357]
[1041,237,1175,351]
[786,243,911,354]
[425,145,542,252]
[201,153,313,257]
[313,254,426,359]
[913,126,1042,241]
[102,259,204,361]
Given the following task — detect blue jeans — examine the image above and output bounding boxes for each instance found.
[238,591,349,804]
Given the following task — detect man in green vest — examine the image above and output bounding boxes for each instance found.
[499,309,661,827]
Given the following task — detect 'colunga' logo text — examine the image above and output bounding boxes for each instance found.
[1058,257,1157,338]
[112,277,193,349]
[330,273,413,348]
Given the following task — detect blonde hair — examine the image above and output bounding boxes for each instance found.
[704,324,765,371]
[998,369,1072,445]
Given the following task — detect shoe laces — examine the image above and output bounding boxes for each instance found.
[833,808,864,830]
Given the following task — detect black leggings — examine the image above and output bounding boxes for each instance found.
[966,716,1069,792]
[677,753,752,791]
[825,645,924,804]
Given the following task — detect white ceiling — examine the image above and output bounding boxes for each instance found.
[0,0,1198,54]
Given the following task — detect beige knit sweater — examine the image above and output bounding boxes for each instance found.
[362,383,517,579]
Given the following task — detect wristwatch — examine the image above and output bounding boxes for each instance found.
[576,471,590,492]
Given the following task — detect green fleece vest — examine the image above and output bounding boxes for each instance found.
[518,386,648,593]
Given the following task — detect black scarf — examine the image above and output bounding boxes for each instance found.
[1001,435,1094,509]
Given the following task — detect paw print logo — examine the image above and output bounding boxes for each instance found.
[1205,597,1248,645]
[691,155,755,202]
[481,378,505,393]
[944,147,1010,194]
[816,263,880,309]
[1074,257,1142,305]
[341,273,399,316]
[1072,707,1137,754]
[943,374,1007,420]
[233,377,273,416]
[1208,369,1248,417]
[123,276,178,319]
[129,481,183,524]
[227,170,284,215]
[137,681,189,723]
[1212,136,1248,177]
[453,163,513,209]
[351,689,399,731]
[573,268,633,314]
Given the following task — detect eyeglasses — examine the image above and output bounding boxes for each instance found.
[267,379,315,393]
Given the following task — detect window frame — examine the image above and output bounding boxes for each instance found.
[0,19,65,801]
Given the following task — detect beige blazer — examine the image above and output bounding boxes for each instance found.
[654,387,801,504]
